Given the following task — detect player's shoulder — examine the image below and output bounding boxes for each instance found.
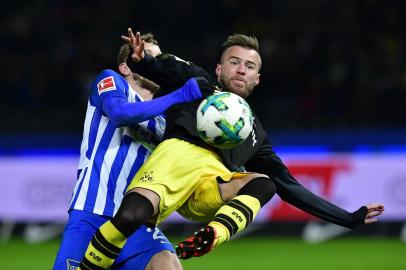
[91,69,128,95]
[94,69,125,85]
[159,53,191,65]
[159,52,211,80]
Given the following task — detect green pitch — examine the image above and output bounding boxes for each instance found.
[0,237,404,270]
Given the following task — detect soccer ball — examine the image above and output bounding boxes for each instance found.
[196,92,254,149]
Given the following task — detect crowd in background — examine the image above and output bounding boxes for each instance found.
[1,0,405,133]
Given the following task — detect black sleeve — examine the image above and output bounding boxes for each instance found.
[126,53,211,91]
[244,138,367,229]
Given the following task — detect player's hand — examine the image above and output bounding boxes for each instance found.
[121,28,145,62]
[364,203,384,224]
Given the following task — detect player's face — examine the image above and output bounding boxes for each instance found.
[144,42,162,57]
[216,46,261,98]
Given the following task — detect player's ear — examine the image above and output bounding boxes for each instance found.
[255,73,260,86]
[119,63,131,76]
[215,64,222,77]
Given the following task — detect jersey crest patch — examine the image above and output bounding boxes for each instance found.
[97,76,116,95]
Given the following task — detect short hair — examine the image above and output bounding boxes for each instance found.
[222,34,259,53]
[117,43,131,65]
[221,34,261,69]
[140,33,159,45]
[116,43,160,92]
[116,33,159,65]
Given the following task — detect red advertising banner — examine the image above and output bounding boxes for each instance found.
[269,160,350,221]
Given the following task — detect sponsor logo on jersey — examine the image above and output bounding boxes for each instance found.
[97,76,116,94]
[139,171,154,183]
[232,211,244,222]
[89,251,102,262]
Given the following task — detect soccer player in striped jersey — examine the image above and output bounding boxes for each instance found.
[52,36,203,270]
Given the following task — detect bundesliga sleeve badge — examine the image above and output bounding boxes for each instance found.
[97,76,116,95]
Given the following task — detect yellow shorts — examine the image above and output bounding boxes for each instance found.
[177,171,251,222]
[127,138,248,224]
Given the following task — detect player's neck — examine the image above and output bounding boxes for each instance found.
[134,85,153,101]
[127,77,154,101]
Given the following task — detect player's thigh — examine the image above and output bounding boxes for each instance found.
[218,172,269,201]
[113,226,176,270]
[177,172,268,222]
[127,138,227,224]
[52,211,105,270]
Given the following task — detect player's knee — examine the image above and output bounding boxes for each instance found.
[146,250,183,270]
[238,177,277,206]
[111,192,154,237]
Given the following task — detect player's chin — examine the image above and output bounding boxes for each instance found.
[228,86,249,98]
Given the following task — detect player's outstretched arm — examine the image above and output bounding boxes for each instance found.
[245,139,385,229]
[121,27,211,91]
[102,78,203,127]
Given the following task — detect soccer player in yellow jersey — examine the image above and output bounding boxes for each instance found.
[78,29,384,269]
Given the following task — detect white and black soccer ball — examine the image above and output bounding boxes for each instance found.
[196,92,254,149]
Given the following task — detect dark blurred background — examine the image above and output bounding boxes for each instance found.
[2,0,405,134]
[1,3,406,268]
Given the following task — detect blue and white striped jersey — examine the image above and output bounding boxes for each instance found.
[69,69,165,217]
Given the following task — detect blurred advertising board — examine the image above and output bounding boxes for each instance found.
[0,153,405,222]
